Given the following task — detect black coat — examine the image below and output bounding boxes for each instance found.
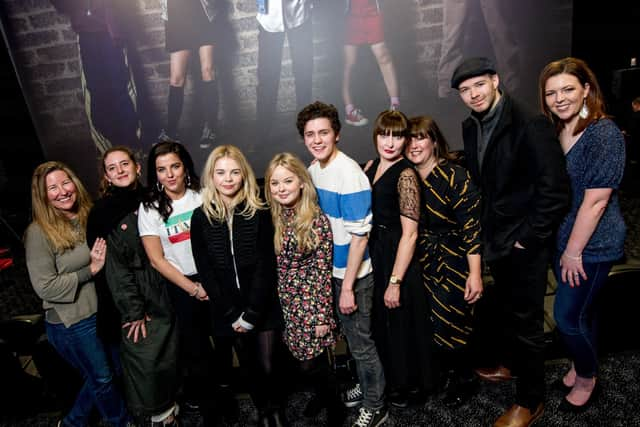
[462,94,570,261]
[190,205,282,336]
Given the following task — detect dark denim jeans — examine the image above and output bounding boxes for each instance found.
[553,259,613,378]
[334,274,386,409]
[46,315,129,427]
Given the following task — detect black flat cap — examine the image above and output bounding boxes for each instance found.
[450,57,497,89]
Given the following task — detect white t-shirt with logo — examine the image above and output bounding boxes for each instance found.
[138,189,202,276]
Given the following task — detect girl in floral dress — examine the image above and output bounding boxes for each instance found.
[265,152,345,425]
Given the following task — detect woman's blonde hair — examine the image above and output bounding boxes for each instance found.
[30,161,93,252]
[264,152,322,255]
[201,145,264,222]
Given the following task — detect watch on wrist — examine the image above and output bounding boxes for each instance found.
[389,275,402,285]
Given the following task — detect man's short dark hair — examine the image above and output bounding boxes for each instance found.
[296,101,342,137]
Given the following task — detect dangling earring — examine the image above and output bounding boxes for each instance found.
[107,180,112,187]
[579,99,589,119]
[186,174,191,188]
[156,181,164,192]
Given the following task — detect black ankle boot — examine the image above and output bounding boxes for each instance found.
[303,394,325,417]
[327,400,346,426]
[442,376,479,409]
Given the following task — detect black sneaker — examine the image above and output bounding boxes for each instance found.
[199,124,217,149]
[342,383,364,408]
[352,406,388,427]
[158,129,180,143]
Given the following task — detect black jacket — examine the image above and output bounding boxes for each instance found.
[462,94,570,261]
[190,205,282,336]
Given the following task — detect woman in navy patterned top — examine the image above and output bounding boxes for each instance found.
[540,57,626,412]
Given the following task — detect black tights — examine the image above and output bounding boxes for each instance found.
[298,351,340,405]
[215,329,280,413]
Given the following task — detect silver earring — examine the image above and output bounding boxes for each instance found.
[186,174,191,188]
[156,181,164,192]
[579,99,589,119]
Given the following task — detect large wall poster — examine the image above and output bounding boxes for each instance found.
[1,0,572,191]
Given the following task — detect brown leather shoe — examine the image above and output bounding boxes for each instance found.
[475,366,514,382]
[493,403,544,427]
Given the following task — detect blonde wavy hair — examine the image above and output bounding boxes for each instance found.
[265,153,322,255]
[30,161,93,252]
[201,145,265,222]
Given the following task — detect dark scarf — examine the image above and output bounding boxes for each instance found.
[87,185,145,246]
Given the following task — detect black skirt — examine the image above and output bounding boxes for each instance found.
[165,0,216,52]
[370,225,435,391]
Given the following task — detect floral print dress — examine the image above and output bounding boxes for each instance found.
[276,209,336,361]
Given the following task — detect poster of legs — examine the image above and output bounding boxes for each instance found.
[0,0,572,188]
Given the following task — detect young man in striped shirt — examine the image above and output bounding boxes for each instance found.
[297,101,387,427]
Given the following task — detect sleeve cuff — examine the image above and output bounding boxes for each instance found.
[76,266,93,285]
[232,314,255,331]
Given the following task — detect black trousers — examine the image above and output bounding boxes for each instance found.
[486,246,549,409]
[167,276,214,405]
[256,20,313,131]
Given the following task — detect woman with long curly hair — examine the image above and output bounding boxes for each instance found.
[25,161,129,427]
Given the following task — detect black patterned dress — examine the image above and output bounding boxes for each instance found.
[276,209,337,361]
[418,160,481,350]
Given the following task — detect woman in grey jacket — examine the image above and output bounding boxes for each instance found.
[25,161,129,427]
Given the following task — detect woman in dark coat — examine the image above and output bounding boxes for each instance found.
[90,146,179,425]
[190,145,283,426]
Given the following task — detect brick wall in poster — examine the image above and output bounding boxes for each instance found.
[1,0,572,187]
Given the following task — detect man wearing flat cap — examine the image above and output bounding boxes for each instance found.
[452,57,570,427]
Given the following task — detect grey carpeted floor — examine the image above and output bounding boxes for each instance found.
[1,350,639,426]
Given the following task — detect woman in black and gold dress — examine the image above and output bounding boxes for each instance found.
[406,116,483,408]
